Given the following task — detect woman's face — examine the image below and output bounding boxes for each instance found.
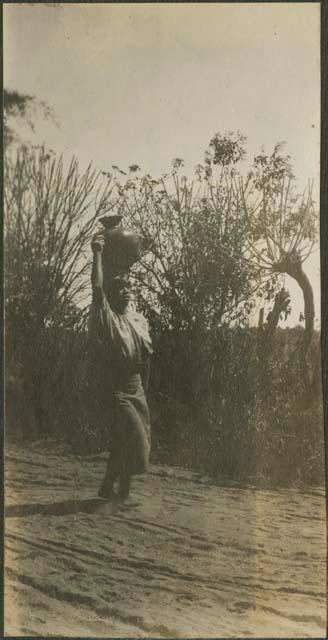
[110,276,131,311]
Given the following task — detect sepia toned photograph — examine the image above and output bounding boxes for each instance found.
[3,2,326,637]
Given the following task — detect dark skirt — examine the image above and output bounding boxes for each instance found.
[111,373,151,476]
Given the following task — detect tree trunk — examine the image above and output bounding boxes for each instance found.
[273,254,315,387]
[257,288,290,389]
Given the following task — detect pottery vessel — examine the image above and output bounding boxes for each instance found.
[99,215,141,274]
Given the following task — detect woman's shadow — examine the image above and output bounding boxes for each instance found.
[5,496,121,518]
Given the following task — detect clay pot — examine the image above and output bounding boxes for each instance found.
[99,215,141,274]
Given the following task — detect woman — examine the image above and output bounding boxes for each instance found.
[89,229,153,502]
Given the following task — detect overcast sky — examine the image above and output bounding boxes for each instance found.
[4,2,321,326]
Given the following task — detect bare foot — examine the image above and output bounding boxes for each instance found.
[97,485,117,501]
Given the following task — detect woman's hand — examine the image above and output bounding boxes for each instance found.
[91,228,106,253]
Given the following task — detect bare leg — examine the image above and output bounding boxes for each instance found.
[119,462,131,502]
[98,406,121,499]
[98,451,119,499]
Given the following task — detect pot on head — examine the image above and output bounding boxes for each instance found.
[99,215,142,275]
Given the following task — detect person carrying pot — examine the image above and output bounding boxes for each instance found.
[89,219,153,502]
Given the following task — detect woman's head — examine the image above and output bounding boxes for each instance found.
[108,274,131,312]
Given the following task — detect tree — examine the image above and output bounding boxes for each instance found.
[4,146,114,434]
[102,157,258,335]
[241,143,318,386]
[205,137,318,386]
[4,88,57,148]
[90,134,318,397]
[5,147,114,329]
[96,150,264,412]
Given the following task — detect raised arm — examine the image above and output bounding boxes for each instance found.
[91,232,105,307]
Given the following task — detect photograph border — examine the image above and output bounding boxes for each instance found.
[1,1,327,639]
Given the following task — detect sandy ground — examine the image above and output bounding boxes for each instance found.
[4,440,327,638]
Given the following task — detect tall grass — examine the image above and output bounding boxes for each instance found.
[5,324,324,488]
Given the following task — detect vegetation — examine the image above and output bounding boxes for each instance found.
[4,89,57,148]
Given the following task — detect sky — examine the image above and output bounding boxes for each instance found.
[4,2,321,326]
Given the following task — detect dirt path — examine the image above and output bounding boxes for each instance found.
[4,441,327,637]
